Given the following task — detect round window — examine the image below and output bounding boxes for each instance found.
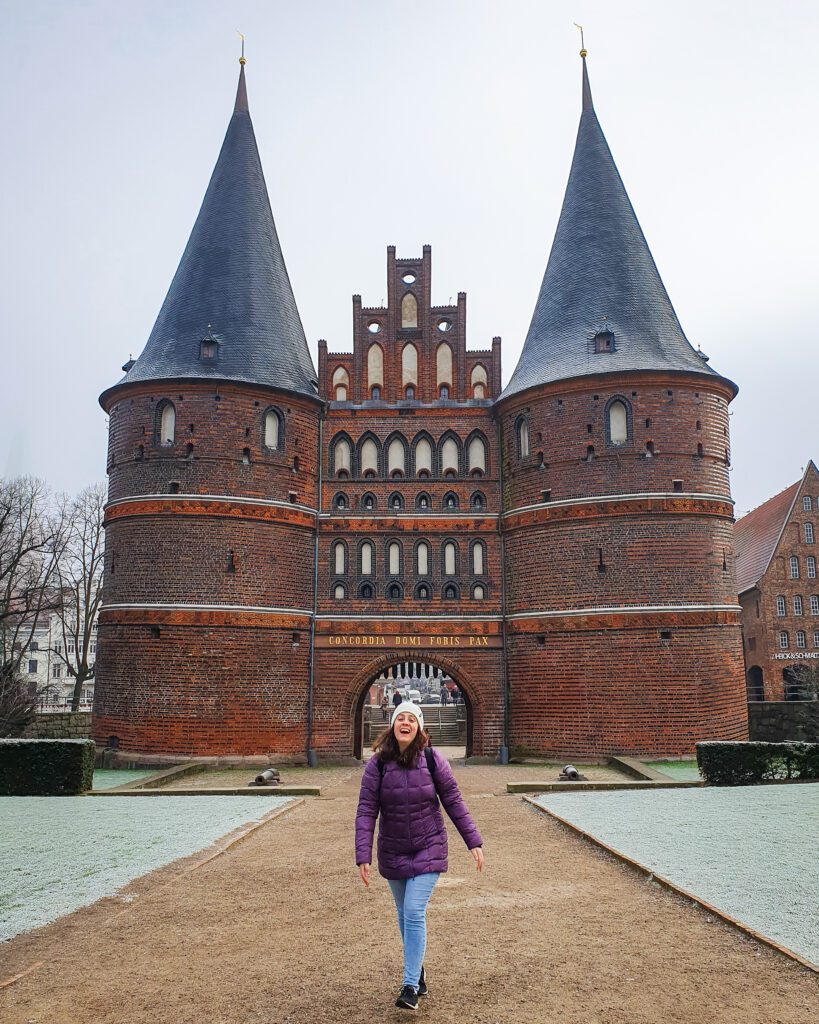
[437,319,453,332]
[401,272,417,285]
[367,321,382,334]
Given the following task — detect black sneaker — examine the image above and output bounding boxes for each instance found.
[418,966,428,997]
[395,985,419,1011]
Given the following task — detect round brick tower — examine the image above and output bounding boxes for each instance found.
[93,63,322,758]
[496,54,748,757]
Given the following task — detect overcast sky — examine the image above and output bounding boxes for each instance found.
[1,0,817,516]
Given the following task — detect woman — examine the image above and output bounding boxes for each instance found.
[355,701,484,1011]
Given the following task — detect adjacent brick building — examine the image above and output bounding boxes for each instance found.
[734,461,819,700]
[93,53,749,761]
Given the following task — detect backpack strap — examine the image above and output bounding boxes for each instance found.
[377,748,436,785]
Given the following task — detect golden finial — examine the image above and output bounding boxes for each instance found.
[574,23,587,58]
[237,31,246,65]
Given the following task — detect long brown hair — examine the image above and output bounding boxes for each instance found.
[373,721,432,768]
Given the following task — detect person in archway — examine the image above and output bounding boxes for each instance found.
[439,684,449,705]
[355,701,484,1011]
[392,688,403,709]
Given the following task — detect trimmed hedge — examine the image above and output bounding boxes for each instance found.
[696,740,819,786]
[0,738,95,795]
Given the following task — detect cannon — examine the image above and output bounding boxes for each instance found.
[558,764,588,782]
[250,767,282,787]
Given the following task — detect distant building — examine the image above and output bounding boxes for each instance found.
[22,613,97,710]
[734,461,819,700]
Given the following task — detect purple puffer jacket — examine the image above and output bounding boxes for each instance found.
[355,747,483,879]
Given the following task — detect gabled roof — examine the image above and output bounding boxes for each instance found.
[500,56,736,403]
[102,64,318,404]
[734,474,807,594]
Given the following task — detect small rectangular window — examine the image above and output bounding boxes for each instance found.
[28,660,38,674]
[814,631,819,648]
[673,480,683,492]
[747,637,756,651]
[541,489,552,503]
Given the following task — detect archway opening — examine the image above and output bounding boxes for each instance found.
[353,658,473,761]
[746,665,764,701]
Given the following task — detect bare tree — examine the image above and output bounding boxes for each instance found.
[51,483,106,712]
[790,662,819,701]
[0,477,66,735]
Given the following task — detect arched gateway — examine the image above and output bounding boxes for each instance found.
[312,644,504,760]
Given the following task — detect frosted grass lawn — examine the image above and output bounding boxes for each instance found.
[0,795,292,942]
[92,769,159,790]
[534,784,819,966]
[644,760,701,781]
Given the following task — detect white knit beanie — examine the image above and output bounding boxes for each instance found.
[390,701,425,731]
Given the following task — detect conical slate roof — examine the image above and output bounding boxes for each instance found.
[501,57,734,402]
[108,65,318,400]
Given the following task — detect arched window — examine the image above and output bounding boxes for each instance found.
[471,542,485,576]
[401,293,418,328]
[805,523,814,544]
[808,556,817,579]
[414,436,433,477]
[333,492,348,511]
[360,541,374,576]
[371,386,381,400]
[790,556,800,579]
[467,435,487,474]
[416,541,430,576]
[333,583,346,600]
[361,492,376,511]
[797,630,807,648]
[416,583,431,600]
[443,583,459,601]
[389,492,404,511]
[516,415,529,458]
[332,541,346,576]
[333,436,352,476]
[402,344,418,390]
[794,595,804,615]
[359,582,374,599]
[367,344,384,392]
[157,401,176,446]
[332,366,349,402]
[360,437,379,477]
[471,364,488,399]
[387,583,403,601]
[776,595,786,616]
[779,631,789,649]
[441,436,459,476]
[470,491,485,510]
[443,492,459,510]
[264,408,283,450]
[804,496,813,512]
[472,584,486,600]
[810,595,819,615]
[387,541,401,576]
[443,541,457,576]
[607,398,629,446]
[416,492,431,511]
[436,343,453,390]
[387,437,406,476]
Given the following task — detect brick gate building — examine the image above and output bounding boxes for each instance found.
[93,54,748,761]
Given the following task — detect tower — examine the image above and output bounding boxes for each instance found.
[496,54,748,756]
[93,63,322,757]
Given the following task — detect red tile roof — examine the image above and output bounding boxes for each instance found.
[734,480,800,594]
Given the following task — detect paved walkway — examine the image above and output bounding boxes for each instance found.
[1,763,816,1024]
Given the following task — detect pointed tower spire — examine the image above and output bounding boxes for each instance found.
[501,53,735,401]
[109,60,317,401]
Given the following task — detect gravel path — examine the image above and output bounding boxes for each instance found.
[1,763,816,1023]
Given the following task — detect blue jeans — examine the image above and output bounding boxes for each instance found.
[387,872,440,989]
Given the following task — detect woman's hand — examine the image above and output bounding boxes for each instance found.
[359,863,370,887]
[471,847,484,873]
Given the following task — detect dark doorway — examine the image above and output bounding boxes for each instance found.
[746,665,764,701]
[353,659,472,760]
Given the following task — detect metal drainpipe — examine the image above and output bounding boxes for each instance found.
[496,411,511,765]
[306,409,324,768]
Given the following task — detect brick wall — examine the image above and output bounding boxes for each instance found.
[748,700,819,742]
[23,712,92,740]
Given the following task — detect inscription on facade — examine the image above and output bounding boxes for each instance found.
[321,633,499,649]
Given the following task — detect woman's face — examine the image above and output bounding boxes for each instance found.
[393,712,419,747]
